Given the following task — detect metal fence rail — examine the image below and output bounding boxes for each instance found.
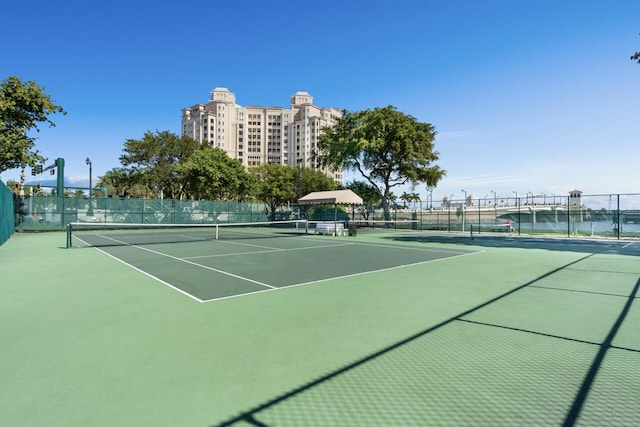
[400,193,640,239]
[13,193,640,239]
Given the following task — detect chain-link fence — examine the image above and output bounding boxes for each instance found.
[12,193,640,239]
[14,196,275,231]
[399,193,640,238]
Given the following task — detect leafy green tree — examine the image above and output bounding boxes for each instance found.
[298,166,336,197]
[250,163,297,221]
[318,106,444,220]
[6,179,19,194]
[119,131,199,199]
[0,76,66,172]
[344,180,381,220]
[97,167,149,198]
[345,180,381,205]
[400,191,421,208]
[177,147,254,200]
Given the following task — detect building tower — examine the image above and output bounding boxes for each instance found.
[181,88,343,184]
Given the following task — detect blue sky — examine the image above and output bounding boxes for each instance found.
[2,0,639,204]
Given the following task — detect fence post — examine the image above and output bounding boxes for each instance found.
[617,194,621,239]
[567,196,570,237]
[517,197,521,235]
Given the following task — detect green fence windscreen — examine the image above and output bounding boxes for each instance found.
[0,182,15,245]
[11,193,640,240]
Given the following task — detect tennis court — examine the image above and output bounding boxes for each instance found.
[1,227,638,426]
[67,221,477,302]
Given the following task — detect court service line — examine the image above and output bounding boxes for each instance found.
[184,248,285,260]
[93,234,278,290]
[134,244,278,289]
[214,237,356,250]
[175,234,211,241]
[211,239,287,251]
[201,249,485,303]
[183,242,356,260]
[345,240,473,255]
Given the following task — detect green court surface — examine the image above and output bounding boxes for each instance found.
[1,230,638,426]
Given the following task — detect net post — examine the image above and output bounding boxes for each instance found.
[470,224,474,240]
[215,224,219,240]
[66,222,72,248]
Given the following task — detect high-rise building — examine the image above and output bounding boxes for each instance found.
[181,88,343,184]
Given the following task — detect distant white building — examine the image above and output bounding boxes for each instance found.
[569,189,583,207]
[181,88,343,184]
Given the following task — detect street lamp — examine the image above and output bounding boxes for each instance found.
[86,157,93,216]
[461,189,467,232]
[491,190,496,207]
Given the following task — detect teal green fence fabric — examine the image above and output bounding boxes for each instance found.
[0,183,15,245]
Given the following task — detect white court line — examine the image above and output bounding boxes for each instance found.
[202,249,485,303]
[175,234,208,240]
[75,233,480,303]
[88,234,277,292]
[72,234,205,302]
[132,245,278,289]
[622,241,635,249]
[184,248,285,259]
[344,240,473,255]
[183,242,355,260]
[213,239,286,250]
[218,234,468,256]
[96,247,205,302]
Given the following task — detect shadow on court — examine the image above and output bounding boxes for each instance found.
[213,255,640,426]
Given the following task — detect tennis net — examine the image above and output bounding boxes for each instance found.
[66,220,308,248]
[306,219,420,236]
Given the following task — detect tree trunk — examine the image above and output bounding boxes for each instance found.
[381,191,391,222]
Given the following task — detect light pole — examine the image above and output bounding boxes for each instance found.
[461,189,467,232]
[490,190,497,227]
[86,157,93,216]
